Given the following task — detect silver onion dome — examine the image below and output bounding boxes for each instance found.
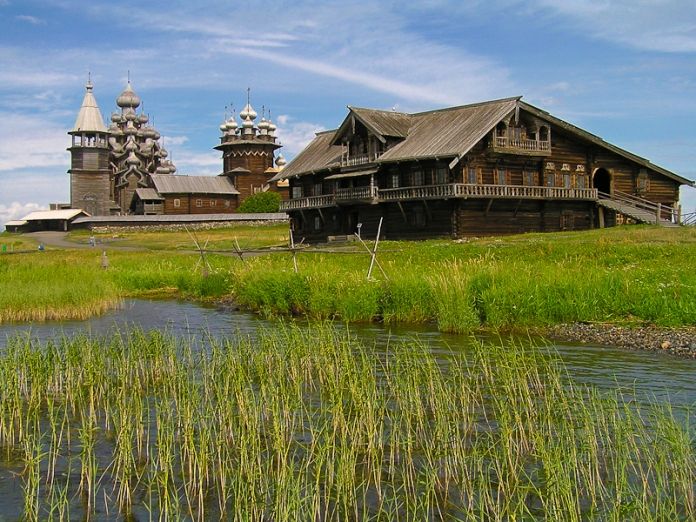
[116,81,141,108]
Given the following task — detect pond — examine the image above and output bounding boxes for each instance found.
[0,299,694,521]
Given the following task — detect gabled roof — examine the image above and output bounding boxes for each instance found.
[72,82,106,133]
[134,188,164,201]
[20,209,88,221]
[333,107,412,144]
[271,130,342,180]
[519,101,693,186]
[151,175,240,195]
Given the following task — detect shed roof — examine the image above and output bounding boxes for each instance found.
[20,209,88,221]
[151,175,240,195]
[134,188,164,201]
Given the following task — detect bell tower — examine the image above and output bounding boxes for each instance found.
[68,78,111,215]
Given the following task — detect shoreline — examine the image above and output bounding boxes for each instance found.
[540,323,696,358]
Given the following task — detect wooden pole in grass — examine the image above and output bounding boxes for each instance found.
[356,217,388,281]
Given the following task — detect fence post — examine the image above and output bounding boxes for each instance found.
[656,203,662,225]
[678,204,682,225]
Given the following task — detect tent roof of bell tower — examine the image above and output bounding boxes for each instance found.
[72,80,107,133]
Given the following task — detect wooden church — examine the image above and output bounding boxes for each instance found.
[69,80,287,216]
[273,97,693,241]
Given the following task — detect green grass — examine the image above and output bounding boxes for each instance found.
[0,325,693,520]
[3,225,696,330]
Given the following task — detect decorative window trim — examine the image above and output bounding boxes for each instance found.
[561,163,571,172]
[545,162,556,171]
[576,164,586,172]
[173,198,180,208]
[210,200,216,207]
[196,199,203,207]
[225,200,230,207]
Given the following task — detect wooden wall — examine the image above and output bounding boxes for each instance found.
[162,194,238,215]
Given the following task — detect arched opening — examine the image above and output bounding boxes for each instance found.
[538,126,549,142]
[593,168,612,195]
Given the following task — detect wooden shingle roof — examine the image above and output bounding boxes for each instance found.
[151,175,240,195]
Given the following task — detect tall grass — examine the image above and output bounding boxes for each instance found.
[0,325,693,520]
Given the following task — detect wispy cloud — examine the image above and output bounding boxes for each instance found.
[0,113,68,171]
[0,202,45,227]
[15,14,46,25]
[275,116,326,156]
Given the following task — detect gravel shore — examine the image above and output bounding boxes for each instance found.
[542,323,696,358]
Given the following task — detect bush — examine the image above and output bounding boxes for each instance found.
[237,191,282,213]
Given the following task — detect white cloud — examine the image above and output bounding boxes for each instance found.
[0,112,69,171]
[0,202,45,227]
[15,15,46,25]
[274,117,326,156]
[162,135,189,147]
[531,0,696,53]
[171,151,221,176]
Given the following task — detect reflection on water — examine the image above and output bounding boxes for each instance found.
[2,298,695,407]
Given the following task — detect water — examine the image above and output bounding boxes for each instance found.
[2,298,695,407]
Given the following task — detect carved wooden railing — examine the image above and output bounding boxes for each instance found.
[335,186,379,200]
[279,194,336,211]
[379,184,597,201]
[342,151,384,167]
[493,137,550,152]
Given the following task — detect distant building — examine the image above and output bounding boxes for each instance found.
[273,98,694,241]
[4,209,89,233]
[68,79,287,216]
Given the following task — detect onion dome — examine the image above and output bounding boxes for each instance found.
[159,147,169,158]
[107,122,120,133]
[125,151,141,166]
[275,152,287,168]
[125,137,139,152]
[219,120,227,133]
[267,119,277,136]
[225,117,239,133]
[110,111,122,123]
[124,121,137,135]
[137,112,149,124]
[143,126,157,139]
[168,163,176,174]
[258,117,269,135]
[239,102,257,121]
[116,81,141,108]
[152,129,161,140]
[242,115,254,130]
[123,107,137,121]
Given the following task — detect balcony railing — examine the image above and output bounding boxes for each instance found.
[379,184,597,201]
[280,184,599,211]
[279,194,336,211]
[342,151,384,167]
[335,186,379,201]
[491,137,551,153]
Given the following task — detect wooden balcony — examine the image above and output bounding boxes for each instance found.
[487,137,551,156]
[341,151,384,167]
[279,194,336,211]
[335,186,379,203]
[378,184,597,202]
[280,184,598,211]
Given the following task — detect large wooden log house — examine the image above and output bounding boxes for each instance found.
[273,97,693,241]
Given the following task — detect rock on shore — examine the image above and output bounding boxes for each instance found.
[543,323,696,358]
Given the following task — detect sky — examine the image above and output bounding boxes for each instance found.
[1,0,696,225]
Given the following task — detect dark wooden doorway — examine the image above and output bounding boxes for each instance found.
[593,168,612,195]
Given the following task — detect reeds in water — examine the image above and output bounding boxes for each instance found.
[0,324,693,520]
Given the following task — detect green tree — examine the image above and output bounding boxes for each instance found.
[237,191,282,213]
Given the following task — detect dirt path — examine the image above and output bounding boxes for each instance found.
[26,231,145,251]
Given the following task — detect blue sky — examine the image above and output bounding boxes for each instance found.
[1,0,696,225]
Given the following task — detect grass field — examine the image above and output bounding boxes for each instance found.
[2,224,696,330]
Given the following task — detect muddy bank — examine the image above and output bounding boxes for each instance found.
[542,323,696,358]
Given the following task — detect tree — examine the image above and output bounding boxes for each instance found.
[236,191,282,213]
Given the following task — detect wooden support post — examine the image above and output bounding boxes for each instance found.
[598,206,605,229]
[485,199,493,217]
[422,200,432,221]
[318,207,325,223]
[514,199,522,217]
[678,204,682,225]
[234,236,247,267]
[397,201,408,223]
[656,203,662,225]
[289,229,298,273]
[356,217,388,281]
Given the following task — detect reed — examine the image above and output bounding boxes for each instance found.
[0,324,693,519]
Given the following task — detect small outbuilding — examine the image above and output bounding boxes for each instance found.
[4,209,89,233]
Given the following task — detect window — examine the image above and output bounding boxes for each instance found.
[334,181,340,193]
[413,169,423,186]
[225,200,230,207]
[546,172,555,187]
[413,207,425,227]
[314,216,321,230]
[173,199,180,208]
[196,200,203,207]
[496,169,507,185]
[467,167,477,184]
[392,173,400,188]
[561,213,574,230]
[563,174,571,188]
[524,171,535,186]
[314,183,322,196]
[292,186,302,199]
[577,175,586,188]
[210,200,216,207]
[637,169,649,193]
[437,167,447,184]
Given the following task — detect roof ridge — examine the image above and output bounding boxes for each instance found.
[412,96,522,117]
